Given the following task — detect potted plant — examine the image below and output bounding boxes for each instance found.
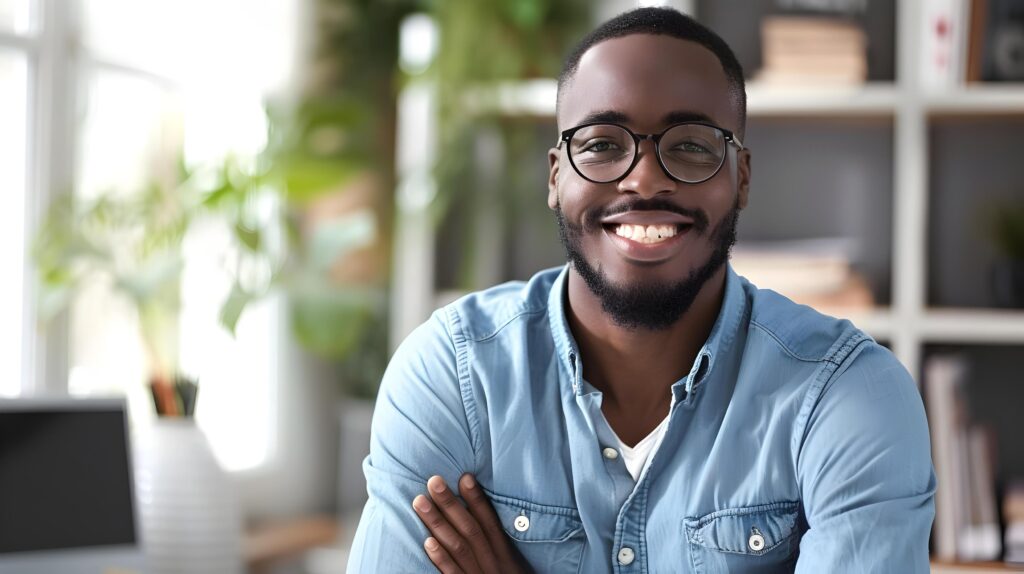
[990,200,1024,307]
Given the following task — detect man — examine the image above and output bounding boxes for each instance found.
[348,7,935,573]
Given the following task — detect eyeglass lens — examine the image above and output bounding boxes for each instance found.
[568,124,727,183]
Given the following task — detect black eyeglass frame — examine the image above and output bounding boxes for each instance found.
[556,121,746,184]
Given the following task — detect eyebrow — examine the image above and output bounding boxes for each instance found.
[574,109,719,128]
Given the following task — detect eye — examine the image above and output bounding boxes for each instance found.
[675,141,712,154]
[580,139,621,153]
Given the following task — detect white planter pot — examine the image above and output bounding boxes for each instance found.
[133,419,243,574]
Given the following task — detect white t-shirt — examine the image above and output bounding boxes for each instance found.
[612,413,671,482]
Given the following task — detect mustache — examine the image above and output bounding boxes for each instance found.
[582,197,710,234]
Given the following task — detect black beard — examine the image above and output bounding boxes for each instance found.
[555,197,739,331]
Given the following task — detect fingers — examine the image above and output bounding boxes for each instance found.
[424,536,465,574]
[426,476,501,573]
[413,494,483,574]
[457,473,519,566]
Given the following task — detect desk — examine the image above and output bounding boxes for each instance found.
[244,516,339,574]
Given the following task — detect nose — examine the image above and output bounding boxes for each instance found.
[616,138,677,199]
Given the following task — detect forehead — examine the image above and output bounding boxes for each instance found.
[559,34,737,132]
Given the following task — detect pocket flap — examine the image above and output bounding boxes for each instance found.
[485,490,583,543]
[684,501,800,556]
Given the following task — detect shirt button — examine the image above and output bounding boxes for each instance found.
[617,546,635,565]
[513,515,530,532]
[602,447,619,460]
[748,532,765,552]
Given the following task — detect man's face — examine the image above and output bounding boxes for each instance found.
[548,34,751,330]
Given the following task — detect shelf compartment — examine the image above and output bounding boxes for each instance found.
[927,117,1024,309]
[738,117,894,306]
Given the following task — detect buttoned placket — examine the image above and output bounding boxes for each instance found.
[608,352,711,572]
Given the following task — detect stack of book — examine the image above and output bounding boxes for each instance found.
[756,15,868,86]
[925,355,1003,562]
[730,238,874,311]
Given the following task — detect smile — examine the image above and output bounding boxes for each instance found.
[602,222,694,262]
[611,223,682,244]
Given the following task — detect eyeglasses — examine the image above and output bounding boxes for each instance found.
[557,122,745,184]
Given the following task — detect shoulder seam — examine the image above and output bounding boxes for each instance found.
[442,308,483,471]
[790,331,873,479]
[749,319,825,363]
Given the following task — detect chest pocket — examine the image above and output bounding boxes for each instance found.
[684,501,802,574]
[485,489,586,573]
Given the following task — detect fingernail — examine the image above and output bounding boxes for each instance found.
[413,495,430,512]
[462,474,476,489]
[425,537,439,551]
[429,478,445,494]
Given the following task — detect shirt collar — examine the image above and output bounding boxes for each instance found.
[546,263,748,399]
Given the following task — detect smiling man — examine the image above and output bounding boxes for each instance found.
[347,7,935,573]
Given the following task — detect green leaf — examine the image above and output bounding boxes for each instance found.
[219,283,253,336]
[275,156,361,203]
[235,222,262,252]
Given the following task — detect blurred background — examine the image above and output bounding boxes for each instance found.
[1,0,1023,572]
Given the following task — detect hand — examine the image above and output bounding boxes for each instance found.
[412,473,531,574]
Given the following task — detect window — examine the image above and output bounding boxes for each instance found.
[19,0,298,472]
[0,48,28,398]
[0,0,33,398]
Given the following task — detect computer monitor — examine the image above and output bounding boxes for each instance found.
[0,397,146,574]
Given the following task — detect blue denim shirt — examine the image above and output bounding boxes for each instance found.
[348,264,936,573]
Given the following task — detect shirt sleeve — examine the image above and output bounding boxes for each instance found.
[346,310,477,573]
[794,342,937,573]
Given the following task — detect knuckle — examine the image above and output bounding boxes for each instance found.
[462,523,483,540]
[449,539,469,557]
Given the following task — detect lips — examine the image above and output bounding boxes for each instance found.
[600,209,694,227]
[602,221,694,262]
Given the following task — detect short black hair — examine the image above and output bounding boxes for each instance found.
[557,7,746,132]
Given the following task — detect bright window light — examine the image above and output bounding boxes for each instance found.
[0,50,28,398]
[0,0,32,34]
[71,0,299,471]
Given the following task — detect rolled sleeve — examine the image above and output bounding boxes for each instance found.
[795,343,937,573]
[346,311,477,573]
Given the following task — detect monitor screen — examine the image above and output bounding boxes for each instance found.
[0,407,137,554]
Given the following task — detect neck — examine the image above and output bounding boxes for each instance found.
[565,264,726,414]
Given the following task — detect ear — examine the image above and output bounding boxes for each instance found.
[736,148,751,210]
[547,147,561,210]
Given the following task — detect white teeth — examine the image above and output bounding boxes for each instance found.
[614,223,678,244]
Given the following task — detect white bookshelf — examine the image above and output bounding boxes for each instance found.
[389,3,1024,569]
[391,0,1024,382]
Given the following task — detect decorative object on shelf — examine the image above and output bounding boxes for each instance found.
[133,418,243,574]
[921,0,970,88]
[980,0,1024,81]
[988,200,1024,308]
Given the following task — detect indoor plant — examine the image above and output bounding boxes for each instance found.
[990,200,1024,307]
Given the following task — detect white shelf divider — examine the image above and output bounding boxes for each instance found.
[918,309,1024,344]
[746,83,901,117]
